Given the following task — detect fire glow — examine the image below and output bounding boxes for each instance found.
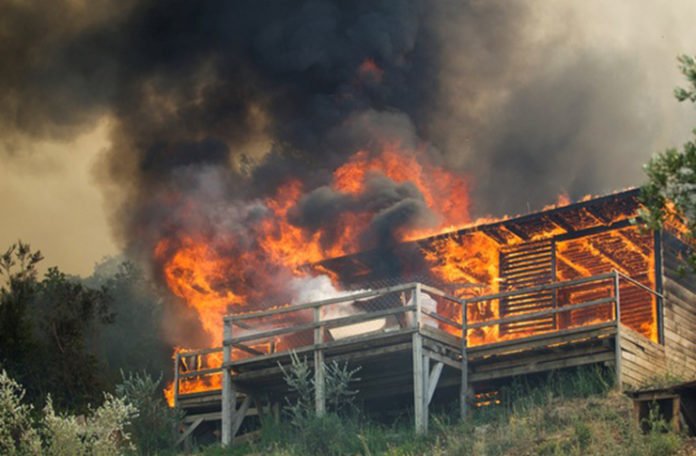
[158,144,659,405]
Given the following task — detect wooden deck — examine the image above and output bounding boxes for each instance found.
[173,272,666,446]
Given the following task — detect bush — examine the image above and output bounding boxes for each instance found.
[0,369,137,456]
[0,370,41,455]
[115,370,181,455]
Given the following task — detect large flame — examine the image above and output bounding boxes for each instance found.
[160,143,471,403]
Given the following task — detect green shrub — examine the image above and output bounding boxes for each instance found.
[0,369,137,456]
[115,370,181,455]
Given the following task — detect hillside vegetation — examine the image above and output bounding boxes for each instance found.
[201,367,695,456]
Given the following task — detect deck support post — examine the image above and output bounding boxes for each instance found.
[222,320,235,446]
[422,354,430,433]
[173,352,181,409]
[613,271,623,391]
[314,307,326,417]
[412,285,426,434]
[460,299,469,420]
[413,332,425,434]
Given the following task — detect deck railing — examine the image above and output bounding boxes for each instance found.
[173,270,662,410]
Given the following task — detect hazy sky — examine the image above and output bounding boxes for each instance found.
[0,119,116,276]
[1,1,695,277]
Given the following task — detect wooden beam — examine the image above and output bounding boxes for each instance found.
[221,321,235,447]
[426,362,444,406]
[413,286,425,434]
[466,273,614,303]
[614,272,623,390]
[466,297,615,330]
[460,299,469,420]
[176,417,203,446]
[225,283,421,322]
[422,354,430,433]
[423,349,461,370]
[413,332,425,434]
[314,307,325,417]
[231,396,252,438]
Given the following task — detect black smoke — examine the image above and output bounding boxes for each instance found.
[2,0,694,344]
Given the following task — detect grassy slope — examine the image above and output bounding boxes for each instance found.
[198,368,696,456]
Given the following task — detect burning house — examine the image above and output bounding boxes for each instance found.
[169,188,696,445]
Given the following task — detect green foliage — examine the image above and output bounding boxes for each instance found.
[0,242,114,412]
[0,370,137,456]
[641,54,696,270]
[674,55,696,102]
[278,351,362,427]
[278,352,315,427]
[115,370,181,455]
[325,359,362,414]
[0,370,41,455]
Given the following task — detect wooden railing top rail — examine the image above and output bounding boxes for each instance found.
[223,282,426,323]
[464,296,615,330]
[616,271,664,299]
[463,272,616,303]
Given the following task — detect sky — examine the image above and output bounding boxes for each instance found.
[0,118,116,275]
[1,0,695,277]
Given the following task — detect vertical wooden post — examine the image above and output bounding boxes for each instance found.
[460,299,469,420]
[613,271,623,390]
[412,284,425,434]
[222,319,236,446]
[314,306,326,417]
[422,353,430,433]
[173,352,180,409]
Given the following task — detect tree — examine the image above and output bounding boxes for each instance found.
[640,55,696,269]
[86,258,172,386]
[0,242,114,412]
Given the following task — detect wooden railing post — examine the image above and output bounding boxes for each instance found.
[460,298,469,420]
[173,352,181,409]
[222,319,235,446]
[412,284,425,434]
[314,306,326,417]
[613,271,623,390]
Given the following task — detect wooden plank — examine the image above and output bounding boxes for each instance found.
[426,362,444,406]
[179,367,222,379]
[472,344,609,374]
[460,300,469,420]
[466,273,614,303]
[231,396,251,438]
[225,283,420,322]
[412,332,425,434]
[466,297,615,330]
[468,322,616,360]
[470,351,615,382]
[421,310,460,329]
[314,307,325,417]
[420,325,460,348]
[313,307,326,417]
[176,417,204,446]
[228,328,416,369]
[614,273,623,390]
[221,321,234,447]
[423,349,461,370]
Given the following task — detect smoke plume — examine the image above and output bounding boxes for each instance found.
[2,0,695,345]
